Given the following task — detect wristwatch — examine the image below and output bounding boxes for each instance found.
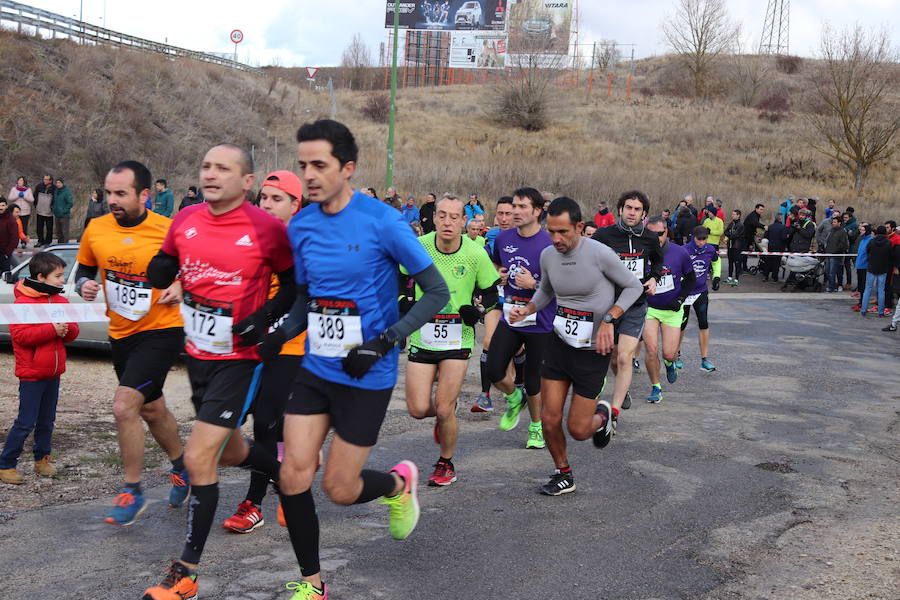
[602,312,619,325]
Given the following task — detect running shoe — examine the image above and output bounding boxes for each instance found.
[470,392,493,412]
[622,391,632,410]
[665,360,678,384]
[591,400,613,449]
[380,460,420,540]
[883,324,897,332]
[499,388,524,431]
[632,359,641,373]
[700,359,717,372]
[285,581,328,600]
[731,279,739,287]
[168,468,190,508]
[674,353,684,370]
[105,487,147,526]
[427,461,457,486]
[611,415,618,435]
[647,385,662,404]
[142,561,198,600]
[725,277,733,285]
[526,422,545,449]
[223,500,264,533]
[851,304,862,312]
[539,469,575,496]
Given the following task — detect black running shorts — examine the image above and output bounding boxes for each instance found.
[285,367,393,447]
[407,346,472,364]
[615,302,647,341]
[251,354,303,431]
[188,358,260,429]
[541,334,611,399]
[110,327,184,403]
[485,321,550,397]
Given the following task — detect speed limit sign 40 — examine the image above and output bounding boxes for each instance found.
[230,29,244,44]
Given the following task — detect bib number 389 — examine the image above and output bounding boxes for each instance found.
[308,298,363,358]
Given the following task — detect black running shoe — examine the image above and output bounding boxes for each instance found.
[539,470,575,496]
[632,359,640,373]
[622,391,632,410]
[592,400,613,448]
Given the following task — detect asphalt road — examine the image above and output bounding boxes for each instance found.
[1,296,897,600]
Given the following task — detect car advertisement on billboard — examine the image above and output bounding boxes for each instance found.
[385,1,509,31]
[506,0,572,56]
[449,31,507,68]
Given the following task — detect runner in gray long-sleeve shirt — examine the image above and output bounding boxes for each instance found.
[508,197,642,496]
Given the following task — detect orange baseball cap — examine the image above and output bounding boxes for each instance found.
[262,170,303,202]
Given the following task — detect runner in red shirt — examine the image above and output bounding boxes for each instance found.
[142,144,296,600]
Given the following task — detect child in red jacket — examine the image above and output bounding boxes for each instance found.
[0,252,79,484]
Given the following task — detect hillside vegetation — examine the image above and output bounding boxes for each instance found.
[0,30,897,231]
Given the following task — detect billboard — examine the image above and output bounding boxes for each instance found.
[386,1,509,31]
[449,31,507,68]
[506,0,572,56]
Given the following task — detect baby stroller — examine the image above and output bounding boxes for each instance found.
[780,255,824,292]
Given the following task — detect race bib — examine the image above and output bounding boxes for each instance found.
[419,314,463,349]
[683,293,701,306]
[308,298,363,358]
[105,270,152,321]
[620,256,645,279]
[553,306,594,348]
[656,274,675,294]
[181,293,233,355]
[503,295,536,328]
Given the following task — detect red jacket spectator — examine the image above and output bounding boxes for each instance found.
[594,208,615,228]
[10,279,79,380]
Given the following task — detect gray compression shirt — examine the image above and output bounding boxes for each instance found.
[531,237,644,351]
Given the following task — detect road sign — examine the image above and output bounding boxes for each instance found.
[230,29,244,44]
[306,67,318,79]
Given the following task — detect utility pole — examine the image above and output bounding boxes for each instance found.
[385,2,401,189]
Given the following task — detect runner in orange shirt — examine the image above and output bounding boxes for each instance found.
[75,160,188,526]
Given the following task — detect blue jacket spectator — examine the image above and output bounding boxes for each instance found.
[464,195,484,223]
[401,197,420,225]
[153,179,173,217]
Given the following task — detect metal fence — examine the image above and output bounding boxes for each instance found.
[0,0,264,75]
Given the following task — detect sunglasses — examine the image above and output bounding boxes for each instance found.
[652,230,666,237]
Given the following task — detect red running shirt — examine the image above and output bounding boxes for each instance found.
[162,202,293,360]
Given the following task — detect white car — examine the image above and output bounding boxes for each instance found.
[0,244,110,349]
[455,1,483,27]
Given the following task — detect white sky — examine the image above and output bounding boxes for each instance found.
[7,0,899,67]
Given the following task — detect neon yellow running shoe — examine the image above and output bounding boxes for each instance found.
[499,387,524,431]
[379,460,420,540]
[526,422,545,449]
[285,581,327,599]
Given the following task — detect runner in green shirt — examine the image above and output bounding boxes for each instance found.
[403,196,499,486]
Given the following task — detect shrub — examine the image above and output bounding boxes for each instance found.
[491,81,549,132]
[638,86,655,98]
[361,93,391,123]
[775,55,802,74]
[755,91,791,122]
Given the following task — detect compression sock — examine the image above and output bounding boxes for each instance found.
[238,439,281,483]
[513,351,526,386]
[279,490,320,577]
[171,454,185,472]
[353,470,397,504]
[479,351,491,394]
[180,483,219,565]
[246,471,268,507]
[125,481,142,494]
[559,465,572,474]
[438,456,453,466]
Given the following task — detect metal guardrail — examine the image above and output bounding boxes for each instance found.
[0,0,265,75]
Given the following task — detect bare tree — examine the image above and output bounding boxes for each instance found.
[594,40,621,71]
[661,0,740,98]
[808,25,900,190]
[340,33,373,90]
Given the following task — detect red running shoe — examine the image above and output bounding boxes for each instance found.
[427,461,457,486]
[223,500,264,534]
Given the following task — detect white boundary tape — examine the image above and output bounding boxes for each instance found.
[0,303,108,324]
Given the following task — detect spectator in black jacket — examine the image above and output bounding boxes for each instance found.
[824,216,849,292]
[763,215,789,282]
[724,210,746,285]
[742,203,765,270]
[788,209,815,252]
[419,192,437,234]
[674,205,695,245]
[861,226,893,317]
[178,186,203,212]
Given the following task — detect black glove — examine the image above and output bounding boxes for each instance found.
[233,308,273,346]
[712,277,721,291]
[665,297,686,312]
[342,333,396,379]
[257,328,287,362]
[399,296,416,317]
[458,304,482,327]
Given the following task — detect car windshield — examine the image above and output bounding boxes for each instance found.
[15,247,79,281]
